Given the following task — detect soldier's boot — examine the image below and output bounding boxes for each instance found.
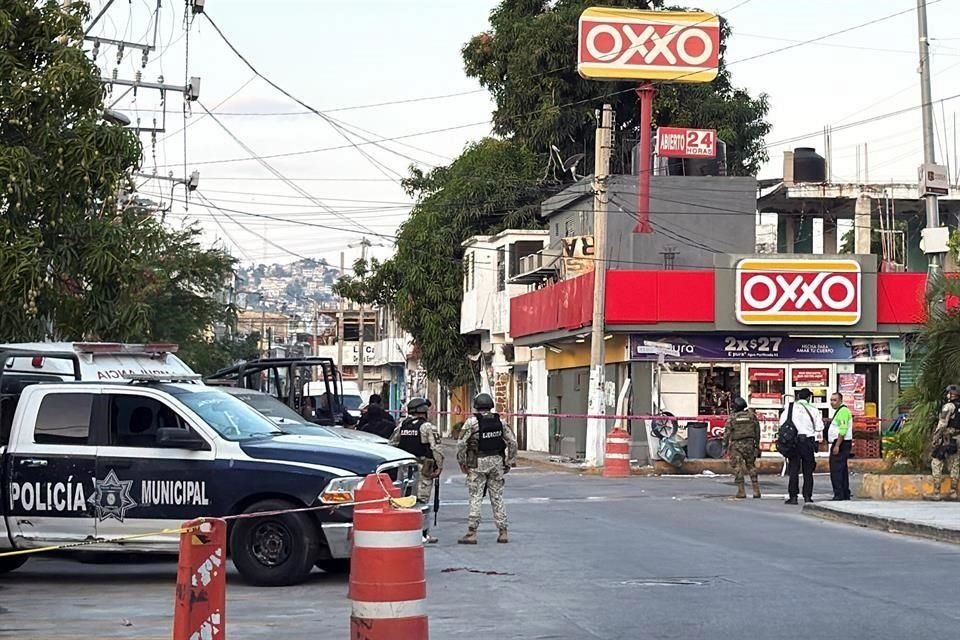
[734,480,746,499]
[751,476,762,499]
[422,529,438,544]
[497,528,509,544]
[457,528,478,545]
[949,480,959,501]
[929,485,943,502]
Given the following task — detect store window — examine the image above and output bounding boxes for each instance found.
[747,367,785,407]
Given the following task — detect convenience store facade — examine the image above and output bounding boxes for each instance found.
[510,254,925,459]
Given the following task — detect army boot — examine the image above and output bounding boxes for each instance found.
[457,528,478,545]
[949,480,959,501]
[734,480,746,499]
[497,528,509,544]
[751,476,762,499]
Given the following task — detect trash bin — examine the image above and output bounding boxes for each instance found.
[686,421,708,459]
[705,438,724,459]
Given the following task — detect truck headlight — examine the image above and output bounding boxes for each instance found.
[319,476,364,504]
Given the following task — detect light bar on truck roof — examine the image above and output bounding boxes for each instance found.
[126,374,203,383]
[73,342,179,355]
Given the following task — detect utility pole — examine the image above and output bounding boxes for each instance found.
[585,104,614,467]
[355,238,371,391]
[917,0,943,286]
[337,251,345,374]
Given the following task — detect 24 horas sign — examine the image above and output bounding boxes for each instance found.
[577,8,720,82]
[735,259,862,326]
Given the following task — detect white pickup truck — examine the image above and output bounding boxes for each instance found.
[0,343,420,586]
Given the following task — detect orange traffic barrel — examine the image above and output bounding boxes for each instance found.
[349,474,428,639]
[603,427,631,477]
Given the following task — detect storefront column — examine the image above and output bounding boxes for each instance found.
[822,218,838,255]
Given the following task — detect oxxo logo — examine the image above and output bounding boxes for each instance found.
[735,259,861,326]
[577,8,720,82]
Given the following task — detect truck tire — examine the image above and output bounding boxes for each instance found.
[315,558,351,574]
[0,554,28,574]
[230,499,319,587]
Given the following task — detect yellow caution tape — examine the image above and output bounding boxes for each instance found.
[0,492,423,558]
[0,526,190,559]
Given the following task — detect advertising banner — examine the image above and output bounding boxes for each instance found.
[628,334,904,363]
[838,373,867,416]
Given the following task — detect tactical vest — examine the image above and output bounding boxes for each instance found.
[475,413,506,455]
[949,401,960,433]
[727,411,757,441]
[397,417,432,458]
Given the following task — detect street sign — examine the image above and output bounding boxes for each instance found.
[643,340,675,351]
[919,163,950,197]
[577,8,720,83]
[656,127,716,158]
[735,259,861,326]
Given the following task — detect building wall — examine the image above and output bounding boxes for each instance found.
[526,354,551,452]
[543,175,757,271]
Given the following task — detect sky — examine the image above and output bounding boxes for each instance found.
[88,0,960,272]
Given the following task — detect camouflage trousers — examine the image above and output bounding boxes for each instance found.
[728,439,759,484]
[416,459,435,503]
[466,454,508,530]
[931,452,960,489]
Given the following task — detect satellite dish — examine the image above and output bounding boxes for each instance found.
[563,153,585,180]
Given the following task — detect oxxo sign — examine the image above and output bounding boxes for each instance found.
[577,8,720,83]
[735,259,862,326]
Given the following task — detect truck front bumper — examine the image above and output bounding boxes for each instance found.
[322,502,432,559]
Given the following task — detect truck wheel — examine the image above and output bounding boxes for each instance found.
[315,558,351,574]
[230,499,318,587]
[0,555,28,574]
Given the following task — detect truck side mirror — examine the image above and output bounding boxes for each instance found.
[156,427,209,451]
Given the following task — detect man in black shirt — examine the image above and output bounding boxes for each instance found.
[356,393,395,438]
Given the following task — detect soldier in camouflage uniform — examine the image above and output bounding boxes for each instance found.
[456,393,518,544]
[930,385,960,501]
[723,397,762,499]
[390,397,444,542]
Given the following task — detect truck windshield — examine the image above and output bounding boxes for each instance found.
[178,391,283,441]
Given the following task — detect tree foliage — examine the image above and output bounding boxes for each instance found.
[462,0,772,176]
[337,0,772,385]
[0,0,235,367]
[888,274,960,469]
[335,139,545,385]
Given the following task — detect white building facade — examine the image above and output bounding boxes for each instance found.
[460,229,551,451]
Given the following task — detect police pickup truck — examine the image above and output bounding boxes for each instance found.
[0,343,420,586]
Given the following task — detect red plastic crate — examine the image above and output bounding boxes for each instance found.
[852,439,882,458]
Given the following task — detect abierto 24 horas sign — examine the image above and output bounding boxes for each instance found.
[577,8,720,83]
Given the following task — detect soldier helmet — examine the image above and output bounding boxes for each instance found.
[946,385,960,395]
[473,393,495,411]
[406,397,431,414]
[732,397,748,412]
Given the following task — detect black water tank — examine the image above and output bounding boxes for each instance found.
[793,147,826,182]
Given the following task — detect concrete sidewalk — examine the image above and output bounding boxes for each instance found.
[804,500,960,545]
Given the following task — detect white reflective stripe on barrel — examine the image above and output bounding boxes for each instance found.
[351,599,427,619]
[606,438,631,444]
[604,453,630,460]
[353,529,423,549]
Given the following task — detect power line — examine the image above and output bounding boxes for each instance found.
[195,101,381,236]
[202,12,423,180]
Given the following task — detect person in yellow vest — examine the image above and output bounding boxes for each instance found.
[828,392,854,501]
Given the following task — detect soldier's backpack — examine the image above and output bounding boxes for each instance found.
[776,403,800,458]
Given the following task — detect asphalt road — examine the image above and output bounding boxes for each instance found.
[1,467,958,640]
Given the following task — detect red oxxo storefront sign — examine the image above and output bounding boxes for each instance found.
[735,259,862,326]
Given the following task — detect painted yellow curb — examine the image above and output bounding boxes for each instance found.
[859,473,956,499]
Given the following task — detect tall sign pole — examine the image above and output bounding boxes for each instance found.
[586,104,614,466]
[917,0,943,288]
[577,7,720,467]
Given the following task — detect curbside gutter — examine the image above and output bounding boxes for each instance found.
[803,503,960,545]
